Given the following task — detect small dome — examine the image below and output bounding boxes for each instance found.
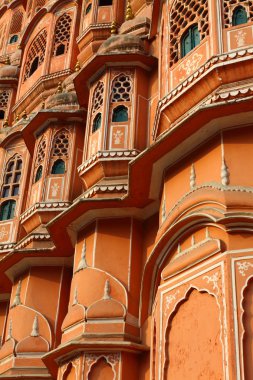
[61,304,86,331]
[46,91,78,110]
[11,48,22,66]
[16,336,49,353]
[87,298,126,319]
[0,64,19,80]
[98,34,145,55]
[119,16,150,36]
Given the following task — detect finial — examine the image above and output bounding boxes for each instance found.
[206,227,210,239]
[221,157,229,186]
[191,234,195,246]
[75,240,87,273]
[177,243,181,254]
[11,280,22,308]
[72,287,78,305]
[6,319,12,340]
[17,44,21,50]
[111,20,117,35]
[31,315,39,337]
[161,197,166,223]
[41,101,45,109]
[5,56,10,65]
[103,279,111,300]
[75,61,80,72]
[125,0,134,21]
[57,81,63,94]
[22,110,27,119]
[190,163,196,189]
[15,113,20,122]
[3,118,9,128]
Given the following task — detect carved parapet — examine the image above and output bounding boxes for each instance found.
[78,149,139,190]
[20,201,71,234]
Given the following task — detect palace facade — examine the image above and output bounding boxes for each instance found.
[0,0,253,379]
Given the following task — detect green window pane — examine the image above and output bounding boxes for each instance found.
[52,159,65,174]
[232,7,248,26]
[112,106,128,122]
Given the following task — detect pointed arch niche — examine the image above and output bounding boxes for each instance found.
[62,363,76,380]
[163,288,223,379]
[88,357,114,380]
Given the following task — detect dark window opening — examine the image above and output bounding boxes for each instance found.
[56,44,66,56]
[92,113,102,133]
[0,110,5,120]
[51,159,65,174]
[112,105,128,122]
[9,35,18,44]
[99,0,112,6]
[181,24,200,58]
[29,56,39,77]
[0,200,16,221]
[86,3,92,14]
[35,165,43,182]
[232,6,248,26]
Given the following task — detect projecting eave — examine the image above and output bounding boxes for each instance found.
[74,52,157,107]
[42,340,148,378]
[20,108,85,154]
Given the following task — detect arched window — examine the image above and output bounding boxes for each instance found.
[99,0,112,5]
[169,0,208,66]
[112,105,128,122]
[232,6,248,26]
[35,165,43,182]
[0,200,16,221]
[53,14,72,56]
[34,137,46,183]
[2,155,22,198]
[29,56,39,76]
[85,3,92,14]
[9,35,18,44]
[51,130,69,158]
[111,74,132,102]
[0,91,10,119]
[181,24,200,58]
[51,159,65,174]
[92,113,102,133]
[92,82,104,114]
[24,29,47,80]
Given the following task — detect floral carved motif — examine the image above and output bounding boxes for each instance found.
[237,261,253,276]
[203,271,220,295]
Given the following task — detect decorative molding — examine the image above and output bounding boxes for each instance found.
[11,280,22,308]
[153,46,253,137]
[82,184,128,199]
[237,261,253,276]
[31,315,39,337]
[14,233,51,250]
[161,182,253,226]
[20,202,71,222]
[78,149,140,174]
